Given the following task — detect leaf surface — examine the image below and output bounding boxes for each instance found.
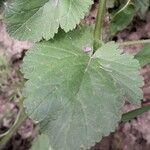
[22,28,143,150]
[109,1,136,36]
[30,134,50,150]
[4,0,92,42]
[135,44,150,67]
[121,105,150,122]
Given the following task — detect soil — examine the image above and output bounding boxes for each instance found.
[0,1,150,150]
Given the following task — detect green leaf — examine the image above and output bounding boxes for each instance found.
[22,28,143,150]
[135,44,150,67]
[121,105,150,122]
[134,0,149,19]
[109,1,136,36]
[4,0,92,42]
[30,134,50,150]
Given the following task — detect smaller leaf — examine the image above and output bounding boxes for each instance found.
[135,44,150,67]
[121,105,150,122]
[109,1,136,36]
[30,134,50,150]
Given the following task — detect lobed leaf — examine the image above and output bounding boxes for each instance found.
[4,0,92,42]
[22,28,143,150]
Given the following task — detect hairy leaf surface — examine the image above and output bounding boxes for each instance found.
[4,0,92,42]
[23,28,143,150]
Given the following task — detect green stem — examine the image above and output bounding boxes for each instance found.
[118,39,150,46]
[93,0,106,52]
[0,108,27,150]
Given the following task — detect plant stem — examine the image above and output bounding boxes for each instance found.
[118,39,150,46]
[93,0,106,52]
[0,107,27,150]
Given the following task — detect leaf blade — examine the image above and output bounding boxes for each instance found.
[109,2,136,36]
[4,0,92,42]
[121,105,150,122]
[135,44,150,67]
[22,28,143,150]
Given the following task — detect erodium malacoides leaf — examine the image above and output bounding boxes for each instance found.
[22,28,143,150]
[4,0,92,42]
